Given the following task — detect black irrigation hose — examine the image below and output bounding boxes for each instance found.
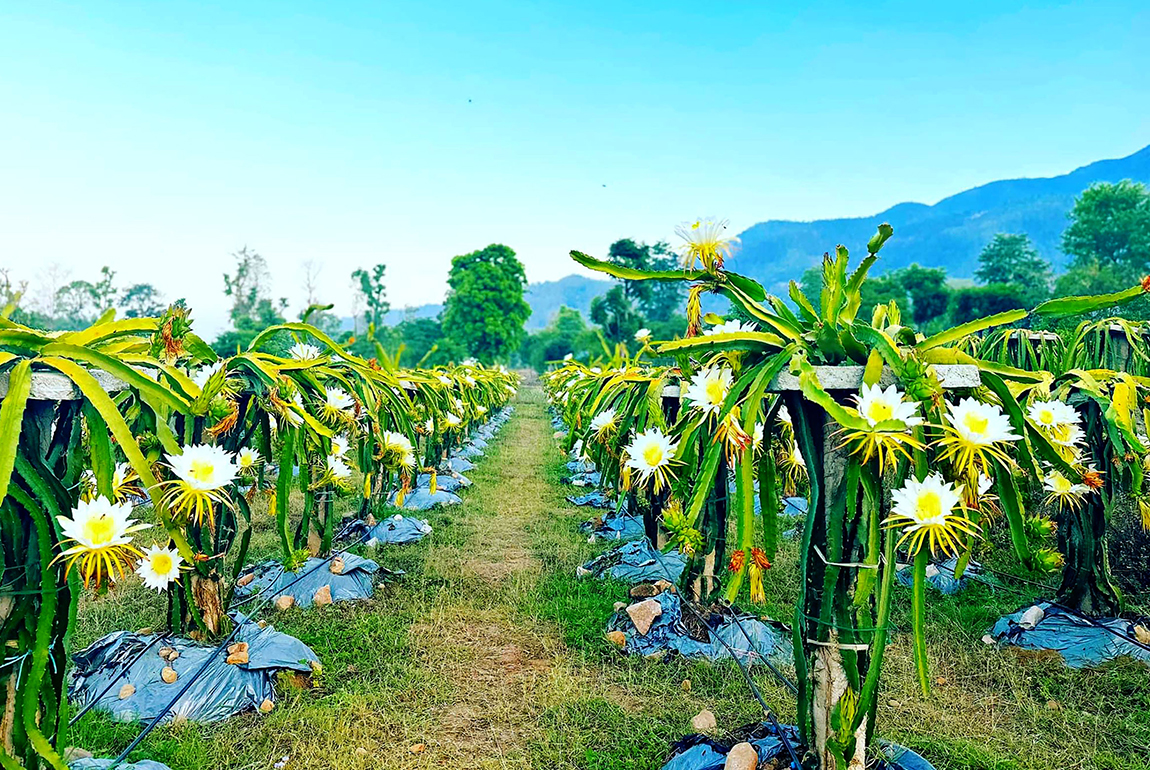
[111,529,374,766]
[68,632,172,727]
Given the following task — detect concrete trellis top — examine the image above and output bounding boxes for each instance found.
[661,364,981,399]
[0,369,127,401]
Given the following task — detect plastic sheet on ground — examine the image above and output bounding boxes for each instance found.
[567,490,619,509]
[566,459,596,474]
[69,618,320,725]
[563,470,601,487]
[234,553,383,607]
[442,456,475,474]
[897,556,985,595]
[662,723,934,770]
[71,760,173,770]
[366,514,433,545]
[388,486,462,510]
[578,539,687,584]
[989,602,1150,668]
[455,443,485,459]
[578,511,645,542]
[607,591,791,666]
[416,472,469,492]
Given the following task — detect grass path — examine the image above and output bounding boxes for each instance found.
[72,383,1150,770]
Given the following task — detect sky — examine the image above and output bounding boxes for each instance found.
[2,1,1149,336]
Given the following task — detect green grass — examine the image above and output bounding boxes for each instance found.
[65,384,1150,769]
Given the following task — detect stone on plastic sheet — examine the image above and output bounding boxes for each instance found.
[626,599,663,636]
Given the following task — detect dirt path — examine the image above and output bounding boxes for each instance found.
[400,382,603,768]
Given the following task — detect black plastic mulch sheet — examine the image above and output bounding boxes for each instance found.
[989,602,1150,668]
[233,553,387,608]
[577,539,687,584]
[607,591,791,667]
[69,619,320,724]
[662,723,934,770]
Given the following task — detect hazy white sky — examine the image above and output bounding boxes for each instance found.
[2,1,1148,335]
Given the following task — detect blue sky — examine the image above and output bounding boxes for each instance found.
[2,0,1149,334]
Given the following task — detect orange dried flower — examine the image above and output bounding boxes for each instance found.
[750,547,772,570]
[728,549,746,573]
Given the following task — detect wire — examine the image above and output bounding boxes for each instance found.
[588,485,802,768]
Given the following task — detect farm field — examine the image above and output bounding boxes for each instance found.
[67,383,1150,770]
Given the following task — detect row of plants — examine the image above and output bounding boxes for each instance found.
[544,219,1149,770]
[0,304,517,770]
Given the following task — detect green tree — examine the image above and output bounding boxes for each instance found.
[441,244,530,363]
[895,264,950,326]
[948,283,1026,325]
[590,285,643,345]
[1062,181,1150,288]
[975,233,1051,305]
[642,241,686,322]
[352,264,390,330]
[120,283,165,318]
[520,306,597,370]
[607,238,652,306]
[215,246,288,353]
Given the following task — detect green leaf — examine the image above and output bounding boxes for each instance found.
[867,223,894,255]
[1032,284,1144,317]
[569,250,705,281]
[40,342,190,413]
[724,271,767,302]
[0,359,33,505]
[657,331,787,354]
[916,309,1029,352]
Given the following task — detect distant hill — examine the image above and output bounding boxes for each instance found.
[730,144,1150,293]
[351,274,614,332]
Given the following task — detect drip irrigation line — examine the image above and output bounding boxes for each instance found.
[69,632,172,727]
[110,529,374,767]
[596,491,801,767]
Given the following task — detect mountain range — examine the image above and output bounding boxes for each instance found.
[377,143,1150,330]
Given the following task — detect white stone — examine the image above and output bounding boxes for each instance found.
[1018,605,1045,630]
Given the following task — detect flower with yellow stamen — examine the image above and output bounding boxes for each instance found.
[623,428,678,492]
[1043,469,1091,511]
[676,218,736,271]
[81,462,143,503]
[716,407,753,460]
[331,434,350,457]
[237,447,261,474]
[936,398,1019,476]
[841,383,924,472]
[135,543,184,592]
[54,496,149,588]
[289,342,323,361]
[886,473,978,556]
[321,388,355,423]
[684,366,733,418]
[590,408,618,439]
[379,431,415,471]
[158,445,238,528]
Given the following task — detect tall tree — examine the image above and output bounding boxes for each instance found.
[642,240,686,322]
[216,246,288,353]
[352,264,390,330]
[1061,181,1150,289]
[607,238,653,306]
[590,285,643,345]
[897,264,951,327]
[975,233,1051,305]
[120,283,165,318]
[442,244,530,363]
